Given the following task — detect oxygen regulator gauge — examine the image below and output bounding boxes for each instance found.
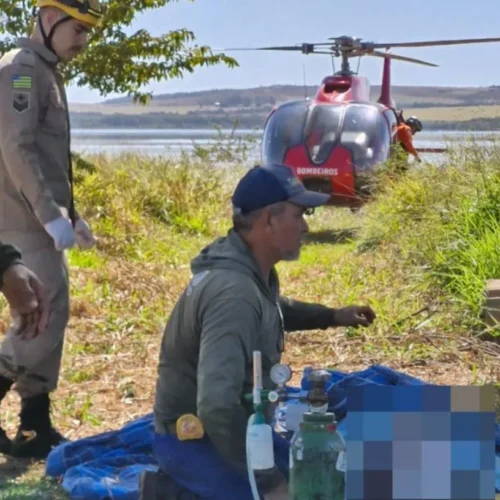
[270,363,292,385]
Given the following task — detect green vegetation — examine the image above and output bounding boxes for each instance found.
[362,138,500,335]
[1,138,499,496]
[0,0,237,103]
[0,475,67,500]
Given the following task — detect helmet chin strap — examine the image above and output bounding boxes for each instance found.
[36,9,72,58]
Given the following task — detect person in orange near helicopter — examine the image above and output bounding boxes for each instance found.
[396,115,423,163]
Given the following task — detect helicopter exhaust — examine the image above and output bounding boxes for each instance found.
[378,52,395,108]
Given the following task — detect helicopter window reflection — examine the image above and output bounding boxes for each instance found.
[303,105,343,164]
[340,104,391,169]
[262,101,309,165]
[261,100,391,169]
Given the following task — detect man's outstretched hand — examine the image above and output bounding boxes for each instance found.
[334,305,376,328]
[1,264,50,339]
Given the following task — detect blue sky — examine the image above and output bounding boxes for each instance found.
[67,0,500,103]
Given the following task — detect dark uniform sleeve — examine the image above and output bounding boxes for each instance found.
[196,295,260,475]
[279,296,337,332]
[0,52,62,226]
[0,241,23,289]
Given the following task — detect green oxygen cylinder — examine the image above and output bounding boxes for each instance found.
[289,370,346,500]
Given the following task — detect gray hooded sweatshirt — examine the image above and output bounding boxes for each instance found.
[153,229,337,474]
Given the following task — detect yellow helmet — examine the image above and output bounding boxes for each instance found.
[37,0,103,27]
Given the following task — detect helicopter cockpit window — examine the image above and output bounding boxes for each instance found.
[303,105,343,164]
[339,104,391,169]
[262,101,391,169]
[262,101,309,165]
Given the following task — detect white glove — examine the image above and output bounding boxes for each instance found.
[75,218,96,249]
[44,216,75,251]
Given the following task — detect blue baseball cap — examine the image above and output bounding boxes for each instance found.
[232,163,331,215]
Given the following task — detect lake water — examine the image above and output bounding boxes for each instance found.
[70,128,500,163]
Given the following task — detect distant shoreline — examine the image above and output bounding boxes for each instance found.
[69,83,500,131]
[69,112,500,131]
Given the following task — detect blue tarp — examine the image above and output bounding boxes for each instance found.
[45,364,500,499]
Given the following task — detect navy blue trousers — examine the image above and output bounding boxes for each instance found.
[152,430,290,499]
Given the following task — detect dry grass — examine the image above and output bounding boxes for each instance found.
[69,103,215,115]
[0,144,499,496]
[404,104,500,121]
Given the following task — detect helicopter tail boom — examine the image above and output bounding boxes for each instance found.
[378,54,395,108]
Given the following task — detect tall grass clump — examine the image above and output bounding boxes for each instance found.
[72,128,256,247]
[72,151,246,263]
[361,138,500,334]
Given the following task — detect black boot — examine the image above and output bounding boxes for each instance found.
[0,375,14,455]
[10,393,67,459]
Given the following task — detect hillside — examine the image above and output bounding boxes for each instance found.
[69,84,500,129]
[96,84,500,109]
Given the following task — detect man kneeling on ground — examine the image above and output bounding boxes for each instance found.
[142,163,376,499]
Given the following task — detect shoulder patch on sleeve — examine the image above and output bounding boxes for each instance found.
[11,74,32,90]
[12,91,31,114]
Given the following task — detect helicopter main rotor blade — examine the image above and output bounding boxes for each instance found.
[369,50,439,67]
[218,36,500,53]
[214,43,326,54]
[214,36,500,62]
[367,36,500,49]
[213,46,300,51]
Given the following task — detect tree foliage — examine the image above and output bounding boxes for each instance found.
[0,0,238,103]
